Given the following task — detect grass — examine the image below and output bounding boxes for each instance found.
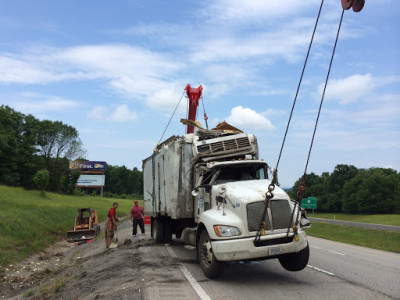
[0,185,143,271]
[39,276,69,298]
[308,213,400,226]
[306,223,400,254]
[24,290,35,298]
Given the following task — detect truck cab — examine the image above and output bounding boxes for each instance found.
[191,159,309,277]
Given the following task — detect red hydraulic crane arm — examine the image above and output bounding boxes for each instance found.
[185,84,203,134]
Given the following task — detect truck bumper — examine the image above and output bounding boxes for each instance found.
[211,231,308,261]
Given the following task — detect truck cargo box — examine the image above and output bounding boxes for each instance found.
[143,135,194,219]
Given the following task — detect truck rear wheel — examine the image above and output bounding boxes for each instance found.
[197,230,223,278]
[152,219,165,243]
[278,242,309,271]
[164,220,172,243]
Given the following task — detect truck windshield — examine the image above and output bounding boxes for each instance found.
[214,163,267,184]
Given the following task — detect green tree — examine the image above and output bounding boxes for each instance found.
[290,165,358,212]
[33,169,50,196]
[104,165,143,196]
[17,114,43,189]
[0,106,24,185]
[343,168,400,214]
[289,172,325,199]
[36,120,86,191]
[0,106,86,193]
[130,167,143,195]
[118,165,130,194]
[324,164,358,212]
[61,170,81,194]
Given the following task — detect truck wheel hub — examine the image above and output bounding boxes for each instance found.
[201,241,213,264]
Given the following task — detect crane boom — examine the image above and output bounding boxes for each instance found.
[185,84,203,134]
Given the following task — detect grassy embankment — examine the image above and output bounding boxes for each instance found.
[305,213,400,253]
[0,185,142,272]
[310,213,400,226]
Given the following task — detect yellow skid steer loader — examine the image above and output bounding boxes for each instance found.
[67,208,100,243]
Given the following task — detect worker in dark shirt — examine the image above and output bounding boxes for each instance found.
[105,202,119,248]
[131,200,145,236]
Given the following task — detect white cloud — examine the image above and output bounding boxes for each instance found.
[0,44,184,100]
[319,74,400,105]
[321,94,400,127]
[0,55,63,84]
[225,106,275,131]
[201,0,320,24]
[87,106,108,120]
[10,93,79,114]
[262,109,286,118]
[110,104,137,122]
[88,104,137,123]
[146,87,187,113]
[320,73,374,104]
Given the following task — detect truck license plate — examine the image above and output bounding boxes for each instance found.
[269,246,282,255]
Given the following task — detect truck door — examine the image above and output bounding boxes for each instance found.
[194,187,211,222]
[158,155,166,213]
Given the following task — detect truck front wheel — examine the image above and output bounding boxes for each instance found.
[152,219,165,243]
[197,230,223,278]
[278,242,309,271]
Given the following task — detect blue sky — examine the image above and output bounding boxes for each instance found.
[1,0,399,187]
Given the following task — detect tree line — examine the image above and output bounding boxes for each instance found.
[289,164,400,214]
[0,106,143,196]
[0,105,85,191]
[102,165,143,198]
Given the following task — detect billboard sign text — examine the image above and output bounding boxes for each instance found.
[70,160,106,171]
[76,175,105,187]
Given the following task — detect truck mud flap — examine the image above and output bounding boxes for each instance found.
[67,229,96,242]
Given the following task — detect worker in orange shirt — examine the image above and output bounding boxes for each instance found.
[105,202,119,248]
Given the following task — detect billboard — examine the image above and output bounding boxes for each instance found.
[70,160,106,171]
[76,175,105,187]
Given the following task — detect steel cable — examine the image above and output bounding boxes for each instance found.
[157,89,186,146]
[273,0,325,178]
[287,8,346,240]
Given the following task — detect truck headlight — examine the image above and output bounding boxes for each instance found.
[213,225,241,237]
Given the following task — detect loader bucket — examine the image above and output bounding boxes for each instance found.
[67,229,96,243]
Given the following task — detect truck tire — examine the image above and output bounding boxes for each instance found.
[164,220,172,243]
[152,219,165,243]
[197,230,223,278]
[175,229,182,239]
[278,242,309,271]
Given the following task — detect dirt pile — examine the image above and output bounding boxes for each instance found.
[1,221,183,300]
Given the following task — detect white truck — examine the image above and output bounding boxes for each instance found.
[143,128,311,278]
[143,85,310,278]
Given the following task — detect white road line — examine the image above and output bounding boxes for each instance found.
[310,246,322,250]
[307,264,335,276]
[329,250,345,256]
[165,245,212,300]
[311,245,345,256]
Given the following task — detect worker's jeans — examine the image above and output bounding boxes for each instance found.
[132,218,145,235]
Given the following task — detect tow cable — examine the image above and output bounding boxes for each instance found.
[255,0,365,243]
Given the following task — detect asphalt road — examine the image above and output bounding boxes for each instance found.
[145,235,400,300]
[308,218,400,232]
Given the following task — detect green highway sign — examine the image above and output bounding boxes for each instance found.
[301,197,317,209]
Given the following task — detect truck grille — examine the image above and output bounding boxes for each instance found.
[197,137,250,155]
[247,200,293,232]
